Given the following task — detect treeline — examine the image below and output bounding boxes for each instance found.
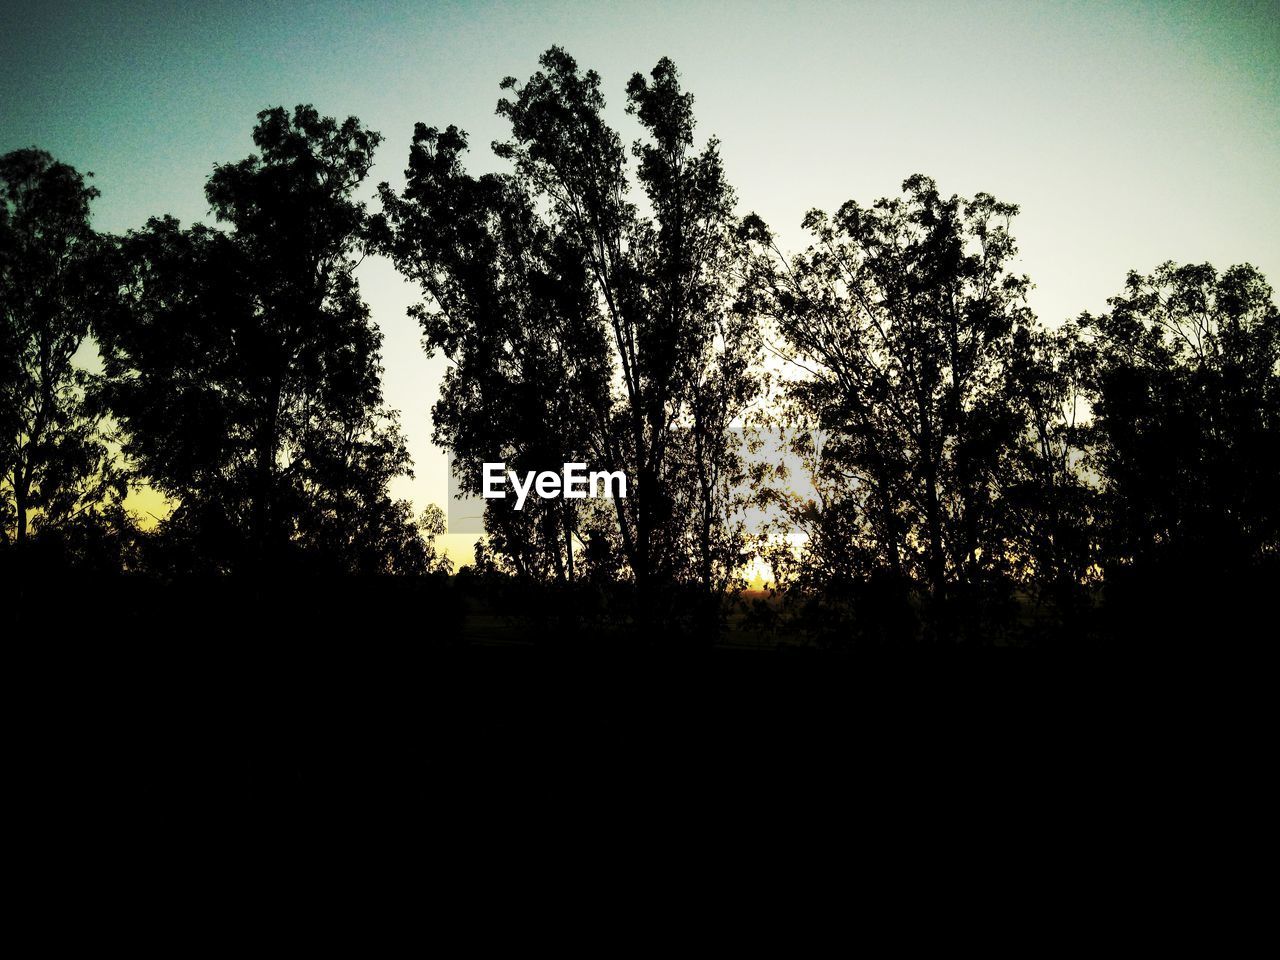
[3,47,1277,646]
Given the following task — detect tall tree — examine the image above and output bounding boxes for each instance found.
[374,124,608,582]
[746,175,1038,628]
[378,49,764,609]
[1080,261,1280,575]
[99,106,427,574]
[1001,319,1098,617]
[623,59,765,600]
[0,148,124,551]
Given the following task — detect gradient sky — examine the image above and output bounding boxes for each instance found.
[4,0,1278,563]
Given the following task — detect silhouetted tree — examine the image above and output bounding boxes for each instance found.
[378,49,764,623]
[374,123,608,582]
[0,148,126,554]
[745,175,1040,639]
[99,106,428,574]
[1002,319,1098,627]
[1081,261,1279,579]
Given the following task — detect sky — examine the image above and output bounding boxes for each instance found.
[4,0,1278,563]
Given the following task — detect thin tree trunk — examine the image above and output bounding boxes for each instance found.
[14,482,28,546]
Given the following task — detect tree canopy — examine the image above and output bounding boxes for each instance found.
[377,48,765,616]
[5,50,1277,647]
[0,147,125,561]
[97,106,432,575]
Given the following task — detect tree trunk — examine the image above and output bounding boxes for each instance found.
[14,481,28,547]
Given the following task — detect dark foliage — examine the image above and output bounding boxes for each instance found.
[94,107,434,576]
[1,148,127,557]
[4,54,1276,650]
[1079,262,1280,648]
[375,49,764,636]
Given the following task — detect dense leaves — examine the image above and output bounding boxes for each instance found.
[744,176,1042,638]
[1075,263,1280,644]
[378,48,765,623]
[97,107,434,575]
[1081,262,1280,569]
[5,54,1277,647]
[0,148,126,558]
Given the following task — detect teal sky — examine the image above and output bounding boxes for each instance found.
[4,0,1278,555]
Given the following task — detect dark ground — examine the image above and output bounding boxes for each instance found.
[10,572,1265,848]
